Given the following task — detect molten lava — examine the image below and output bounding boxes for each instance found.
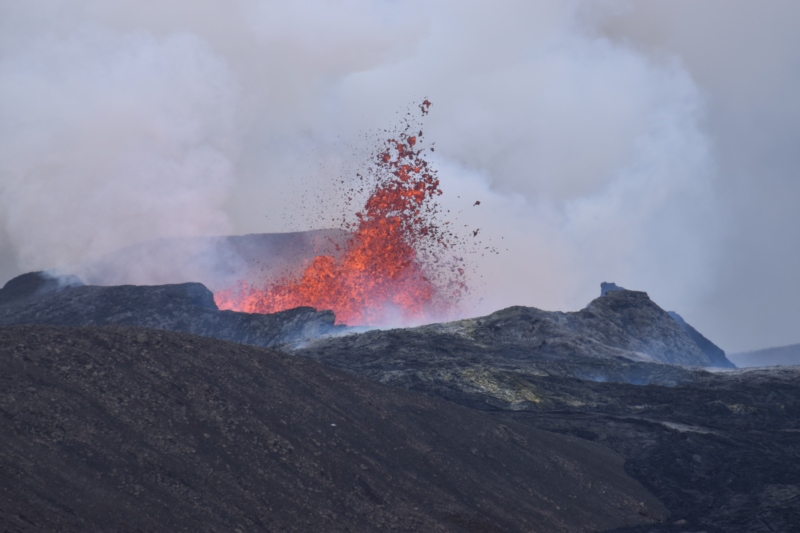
[215,100,467,325]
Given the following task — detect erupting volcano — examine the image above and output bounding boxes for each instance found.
[215,100,468,325]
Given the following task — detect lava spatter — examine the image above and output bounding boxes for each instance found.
[215,101,468,326]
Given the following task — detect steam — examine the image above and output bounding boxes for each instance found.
[1,1,797,352]
[0,16,237,273]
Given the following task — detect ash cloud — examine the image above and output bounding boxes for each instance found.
[1,1,797,352]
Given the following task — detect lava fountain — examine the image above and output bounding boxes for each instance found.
[215,100,468,325]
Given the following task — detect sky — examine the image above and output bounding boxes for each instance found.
[0,0,798,353]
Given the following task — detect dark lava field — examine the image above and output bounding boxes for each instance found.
[1,271,799,532]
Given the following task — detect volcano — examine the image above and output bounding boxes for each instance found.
[216,101,469,326]
[1,98,794,531]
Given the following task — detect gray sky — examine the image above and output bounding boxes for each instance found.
[1,0,798,352]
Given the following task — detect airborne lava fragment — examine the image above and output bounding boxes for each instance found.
[215,101,468,326]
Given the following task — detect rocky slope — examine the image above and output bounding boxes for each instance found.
[4,271,792,531]
[0,324,666,532]
[291,307,798,532]
[601,282,731,368]
[0,272,340,349]
[294,343,799,532]
[508,367,800,533]
[0,272,732,369]
[666,311,731,369]
[295,289,734,392]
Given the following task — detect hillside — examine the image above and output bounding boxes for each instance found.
[2,273,796,531]
[0,272,732,368]
[0,324,664,532]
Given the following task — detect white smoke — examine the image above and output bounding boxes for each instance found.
[0,12,238,272]
[0,0,797,352]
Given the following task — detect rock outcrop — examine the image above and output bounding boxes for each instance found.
[600,281,732,368]
[600,281,626,296]
[579,289,727,366]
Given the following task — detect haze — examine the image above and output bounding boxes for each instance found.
[1,0,798,353]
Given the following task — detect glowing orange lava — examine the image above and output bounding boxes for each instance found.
[215,100,467,325]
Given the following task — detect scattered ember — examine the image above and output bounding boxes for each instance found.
[215,100,468,326]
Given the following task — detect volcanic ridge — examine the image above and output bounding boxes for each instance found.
[1,271,798,532]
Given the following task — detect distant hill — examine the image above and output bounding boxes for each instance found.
[729,343,800,367]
